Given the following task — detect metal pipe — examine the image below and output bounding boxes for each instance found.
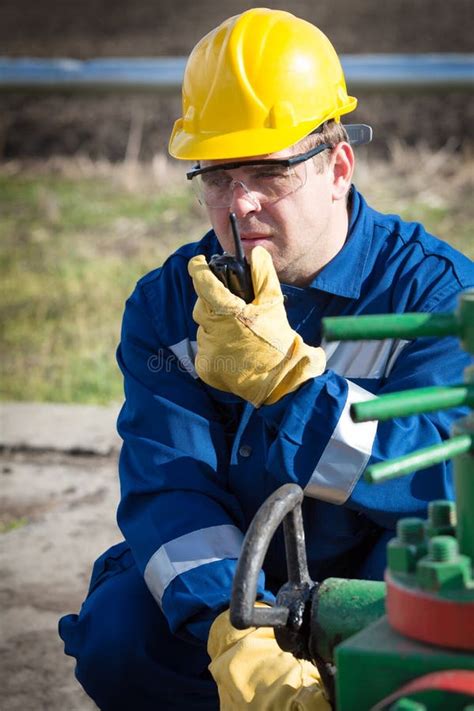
[310,578,386,664]
[0,57,187,93]
[351,384,474,422]
[323,312,458,342]
[452,418,474,561]
[0,55,473,93]
[365,433,473,483]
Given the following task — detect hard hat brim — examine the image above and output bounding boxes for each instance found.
[169,101,358,160]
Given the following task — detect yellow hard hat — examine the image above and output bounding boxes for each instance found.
[169,8,357,160]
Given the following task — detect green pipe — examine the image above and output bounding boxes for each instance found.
[364,434,474,483]
[458,289,474,353]
[351,384,474,422]
[452,418,474,561]
[322,313,458,342]
[309,578,386,663]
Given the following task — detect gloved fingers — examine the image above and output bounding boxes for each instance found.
[192,296,211,329]
[188,254,245,314]
[207,607,274,659]
[249,246,284,305]
[208,609,331,711]
[291,683,331,710]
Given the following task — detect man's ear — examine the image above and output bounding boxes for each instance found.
[330,142,355,201]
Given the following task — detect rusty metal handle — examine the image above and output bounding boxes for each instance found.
[230,483,311,630]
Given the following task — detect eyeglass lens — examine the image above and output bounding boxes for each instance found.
[194,162,308,208]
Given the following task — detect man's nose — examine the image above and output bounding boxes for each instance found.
[229,180,262,217]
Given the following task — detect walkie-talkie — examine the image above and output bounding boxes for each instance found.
[208,213,255,303]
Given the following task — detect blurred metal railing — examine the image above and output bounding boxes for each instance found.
[0,55,472,93]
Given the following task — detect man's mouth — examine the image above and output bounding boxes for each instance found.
[240,232,272,242]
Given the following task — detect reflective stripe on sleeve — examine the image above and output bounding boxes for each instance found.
[304,380,378,504]
[144,524,244,606]
[323,338,408,379]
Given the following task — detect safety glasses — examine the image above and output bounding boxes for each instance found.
[186,143,333,208]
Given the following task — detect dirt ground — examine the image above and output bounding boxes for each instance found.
[1,441,121,709]
[1,0,473,159]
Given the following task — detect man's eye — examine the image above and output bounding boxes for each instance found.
[202,172,231,187]
[253,169,287,180]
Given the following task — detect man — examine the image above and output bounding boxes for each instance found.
[59,9,473,710]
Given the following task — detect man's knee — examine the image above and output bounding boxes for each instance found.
[59,567,145,707]
[59,545,218,710]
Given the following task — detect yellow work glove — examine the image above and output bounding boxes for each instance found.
[188,246,326,407]
[207,607,330,710]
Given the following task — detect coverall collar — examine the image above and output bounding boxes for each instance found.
[307,185,372,299]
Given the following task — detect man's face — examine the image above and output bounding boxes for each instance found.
[202,142,353,287]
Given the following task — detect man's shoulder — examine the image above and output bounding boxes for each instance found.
[366,200,473,291]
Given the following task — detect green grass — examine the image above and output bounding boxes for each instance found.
[0,516,28,534]
[0,166,208,403]
[1,148,472,404]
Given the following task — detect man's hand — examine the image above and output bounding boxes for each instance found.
[188,246,326,407]
[208,607,330,710]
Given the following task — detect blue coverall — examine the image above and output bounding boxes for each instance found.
[59,188,474,710]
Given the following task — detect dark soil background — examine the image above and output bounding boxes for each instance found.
[1,0,473,159]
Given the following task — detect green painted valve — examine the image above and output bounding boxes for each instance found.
[322,289,474,565]
[320,290,473,711]
[322,290,474,496]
